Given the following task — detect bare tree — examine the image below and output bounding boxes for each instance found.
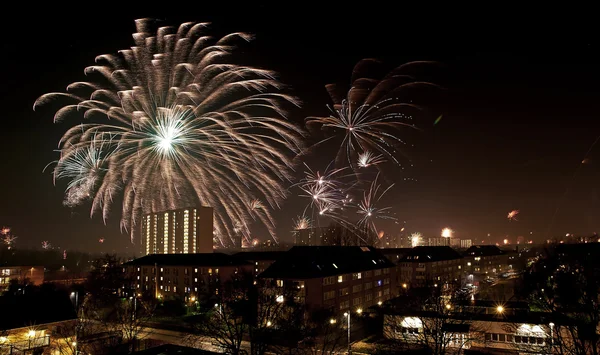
[381,284,486,355]
[521,247,600,355]
[300,308,347,355]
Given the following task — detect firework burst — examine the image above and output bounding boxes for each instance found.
[507,209,519,221]
[296,163,351,215]
[356,174,396,235]
[35,19,303,244]
[41,241,51,250]
[306,58,439,170]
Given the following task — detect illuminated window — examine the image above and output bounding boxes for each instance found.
[183,210,189,253]
[276,280,284,287]
[163,213,169,254]
[338,275,344,283]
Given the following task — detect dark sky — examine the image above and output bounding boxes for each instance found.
[1,5,600,253]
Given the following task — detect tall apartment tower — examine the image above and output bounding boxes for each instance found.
[141,207,213,255]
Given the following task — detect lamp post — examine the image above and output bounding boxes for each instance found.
[344,312,351,355]
[71,291,78,310]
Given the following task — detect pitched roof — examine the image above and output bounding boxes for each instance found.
[400,246,463,262]
[258,246,395,280]
[124,253,251,267]
[132,344,220,355]
[232,251,287,262]
[379,248,413,263]
[464,245,505,257]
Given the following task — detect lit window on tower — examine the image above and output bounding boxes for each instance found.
[145,216,151,255]
[192,209,197,253]
[171,212,176,252]
[163,213,169,254]
[183,210,189,253]
[152,215,158,253]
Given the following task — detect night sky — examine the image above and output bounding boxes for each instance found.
[2,5,600,252]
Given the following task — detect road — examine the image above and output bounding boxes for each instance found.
[138,325,371,354]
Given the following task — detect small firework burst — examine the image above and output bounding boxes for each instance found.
[1,227,11,235]
[98,238,105,243]
[293,215,312,230]
[507,210,519,221]
[410,232,422,247]
[358,151,386,168]
[41,241,51,250]
[441,227,453,238]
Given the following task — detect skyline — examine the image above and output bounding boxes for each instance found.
[2,5,600,252]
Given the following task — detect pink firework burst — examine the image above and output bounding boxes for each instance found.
[507,209,519,221]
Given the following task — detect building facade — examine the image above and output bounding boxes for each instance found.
[292,227,337,246]
[463,245,512,285]
[0,266,44,291]
[398,246,464,287]
[124,254,251,301]
[141,207,213,255]
[259,246,397,314]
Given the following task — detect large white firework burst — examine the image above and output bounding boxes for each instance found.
[35,19,303,245]
[357,174,396,235]
[306,58,439,170]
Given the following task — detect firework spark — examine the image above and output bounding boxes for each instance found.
[507,209,519,221]
[410,232,422,247]
[98,238,105,243]
[306,58,438,169]
[41,241,51,250]
[35,19,303,244]
[356,174,396,235]
[293,215,312,230]
[357,151,386,168]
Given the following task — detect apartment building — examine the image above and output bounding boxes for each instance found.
[141,207,213,255]
[259,246,397,314]
[463,245,513,285]
[398,246,464,287]
[124,253,252,301]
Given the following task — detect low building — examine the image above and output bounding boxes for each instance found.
[259,246,397,313]
[463,245,512,286]
[232,251,287,277]
[398,246,464,287]
[0,265,44,291]
[383,308,560,355]
[124,254,252,301]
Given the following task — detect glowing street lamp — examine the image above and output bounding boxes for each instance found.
[496,305,504,314]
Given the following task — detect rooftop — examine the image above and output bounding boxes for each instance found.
[259,246,395,280]
[232,251,287,261]
[132,344,220,355]
[464,245,505,257]
[124,253,251,267]
[400,246,463,262]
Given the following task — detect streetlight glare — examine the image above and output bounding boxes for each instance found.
[496,305,504,313]
[357,308,363,314]
[344,312,349,317]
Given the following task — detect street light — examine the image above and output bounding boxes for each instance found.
[344,312,351,355]
[496,305,504,314]
[329,318,336,324]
